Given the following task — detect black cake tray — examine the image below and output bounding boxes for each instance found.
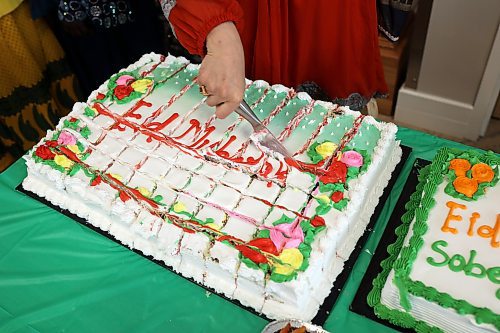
[350,158,431,332]
[16,145,412,326]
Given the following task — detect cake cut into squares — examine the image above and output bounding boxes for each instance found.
[151,184,178,208]
[220,168,252,189]
[79,122,103,144]
[233,196,270,224]
[22,53,402,322]
[262,207,297,228]
[274,187,310,213]
[234,268,266,310]
[106,161,135,184]
[221,216,257,242]
[182,174,215,198]
[285,167,316,192]
[204,242,240,297]
[205,184,241,210]
[178,231,211,283]
[152,143,179,163]
[175,152,203,172]
[156,220,184,270]
[130,133,159,152]
[107,123,137,141]
[244,178,282,202]
[162,167,191,190]
[92,115,115,129]
[117,147,147,168]
[140,156,170,178]
[127,172,156,194]
[131,210,163,240]
[194,205,228,229]
[169,193,200,217]
[95,135,127,159]
[84,149,112,170]
[195,160,227,180]
[123,105,157,125]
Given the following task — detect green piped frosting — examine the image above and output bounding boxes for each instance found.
[368,148,500,332]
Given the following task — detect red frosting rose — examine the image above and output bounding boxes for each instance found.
[320,160,347,184]
[311,215,326,227]
[45,140,58,147]
[35,145,55,160]
[331,191,344,203]
[113,85,133,100]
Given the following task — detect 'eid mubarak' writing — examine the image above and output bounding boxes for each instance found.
[441,201,499,248]
[426,200,500,300]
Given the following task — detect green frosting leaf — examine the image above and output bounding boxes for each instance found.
[306,141,325,164]
[84,106,97,118]
[333,198,348,211]
[272,213,295,226]
[318,181,344,193]
[80,126,91,139]
[256,229,270,238]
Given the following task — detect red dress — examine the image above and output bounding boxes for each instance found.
[164,0,387,105]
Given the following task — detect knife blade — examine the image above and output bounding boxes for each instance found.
[236,100,294,157]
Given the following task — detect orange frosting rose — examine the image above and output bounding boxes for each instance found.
[449,158,471,177]
[471,163,494,183]
[453,176,478,198]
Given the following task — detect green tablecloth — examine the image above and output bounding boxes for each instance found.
[0,127,486,333]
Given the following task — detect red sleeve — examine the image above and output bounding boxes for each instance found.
[168,0,244,56]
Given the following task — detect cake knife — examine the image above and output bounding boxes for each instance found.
[236,100,295,161]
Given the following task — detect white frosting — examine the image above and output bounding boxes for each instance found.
[222,216,257,242]
[380,166,499,332]
[253,80,269,88]
[244,179,281,202]
[296,92,312,101]
[22,53,403,323]
[234,197,270,224]
[274,187,308,213]
[206,185,241,210]
[271,84,289,94]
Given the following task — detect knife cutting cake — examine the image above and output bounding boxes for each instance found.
[368,148,499,332]
[22,53,401,321]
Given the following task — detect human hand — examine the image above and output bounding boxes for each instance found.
[198,22,245,119]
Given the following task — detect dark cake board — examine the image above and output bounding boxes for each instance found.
[349,158,431,333]
[16,145,412,326]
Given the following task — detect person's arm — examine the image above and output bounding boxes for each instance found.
[160,0,245,118]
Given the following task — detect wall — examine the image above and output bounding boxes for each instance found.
[395,0,500,140]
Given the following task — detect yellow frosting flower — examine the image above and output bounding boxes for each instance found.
[172,202,186,213]
[205,222,221,231]
[137,187,151,197]
[316,194,331,205]
[315,142,338,159]
[131,79,153,93]
[273,248,304,275]
[67,144,81,154]
[109,173,123,182]
[54,154,74,169]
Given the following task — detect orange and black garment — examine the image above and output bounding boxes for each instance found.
[0,1,80,172]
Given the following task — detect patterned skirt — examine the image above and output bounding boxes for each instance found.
[0,1,80,172]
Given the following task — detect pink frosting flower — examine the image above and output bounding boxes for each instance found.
[266,220,304,252]
[116,75,135,86]
[340,150,363,167]
[57,131,76,146]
